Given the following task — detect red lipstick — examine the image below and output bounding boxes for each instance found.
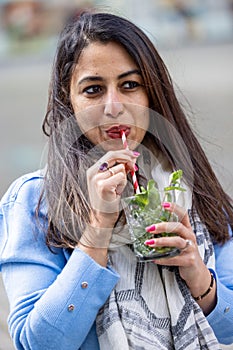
[106,125,130,139]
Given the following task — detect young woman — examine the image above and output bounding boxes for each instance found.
[0,11,232,350]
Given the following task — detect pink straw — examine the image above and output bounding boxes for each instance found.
[121,130,140,194]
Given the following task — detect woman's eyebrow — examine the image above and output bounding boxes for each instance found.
[78,76,103,85]
[78,69,141,86]
[118,69,141,79]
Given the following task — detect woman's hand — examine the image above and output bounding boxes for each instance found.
[87,149,138,223]
[145,203,217,314]
[78,149,138,266]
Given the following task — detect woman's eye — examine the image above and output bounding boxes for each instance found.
[83,85,102,95]
[122,81,140,89]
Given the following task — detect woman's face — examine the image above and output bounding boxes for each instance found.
[70,41,149,151]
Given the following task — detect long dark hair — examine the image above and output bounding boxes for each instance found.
[39,11,232,247]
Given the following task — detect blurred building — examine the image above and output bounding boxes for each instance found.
[0,0,94,57]
[0,0,232,59]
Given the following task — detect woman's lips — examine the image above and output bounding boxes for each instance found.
[106,126,130,139]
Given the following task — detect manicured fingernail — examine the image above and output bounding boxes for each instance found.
[134,164,139,171]
[162,202,171,208]
[145,239,155,246]
[133,151,140,157]
[146,224,156,232]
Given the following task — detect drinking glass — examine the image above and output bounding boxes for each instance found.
[122,190,181,261]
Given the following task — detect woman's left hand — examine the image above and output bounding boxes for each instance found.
[144,203,216,309]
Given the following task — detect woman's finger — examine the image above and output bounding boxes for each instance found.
[145,235,194,251]
[161,202,192,229]
[90,149,139,175]
[98,164,128,197]
[95,163,126,180]
[145,221,196,241]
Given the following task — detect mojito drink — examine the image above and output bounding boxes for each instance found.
[123,170,186,261]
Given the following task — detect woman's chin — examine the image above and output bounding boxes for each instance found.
[101,138,125,151]
[99,138,139,151]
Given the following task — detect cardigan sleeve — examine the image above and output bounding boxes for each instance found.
[207,225,233,345]
[0,172,119,350]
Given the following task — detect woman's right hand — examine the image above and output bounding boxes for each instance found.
[77,149,138,265]
[87,149,138,228]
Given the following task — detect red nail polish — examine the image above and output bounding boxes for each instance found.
[145,239,155,246]
[162,202,171,208]
[133,151,140,157]
[146,224,156,232]
[134,164,139,171]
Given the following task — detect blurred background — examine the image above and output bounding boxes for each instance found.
[0,0,233,349]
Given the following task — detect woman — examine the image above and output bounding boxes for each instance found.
[0,11,233,350]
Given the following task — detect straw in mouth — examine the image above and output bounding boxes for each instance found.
[120,130,140,194]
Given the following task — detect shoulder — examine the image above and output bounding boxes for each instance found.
[0,169,45,208]
[0,169,67,272]
[0,168,46,226]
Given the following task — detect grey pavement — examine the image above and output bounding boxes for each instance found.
[0,43,233,349]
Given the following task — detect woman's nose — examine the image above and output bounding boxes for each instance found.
[104,89,124,118]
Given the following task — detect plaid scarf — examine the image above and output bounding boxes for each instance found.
[96,211,219,349]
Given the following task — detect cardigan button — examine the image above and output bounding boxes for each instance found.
[68,304,75,312]
[224,306,230,313]
[81,281,88,289]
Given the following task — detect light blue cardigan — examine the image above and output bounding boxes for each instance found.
[0,170,233,349]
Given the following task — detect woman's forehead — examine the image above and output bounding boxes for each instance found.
[71,41,139,81]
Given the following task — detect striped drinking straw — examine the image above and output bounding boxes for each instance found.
[121,130,140,194]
